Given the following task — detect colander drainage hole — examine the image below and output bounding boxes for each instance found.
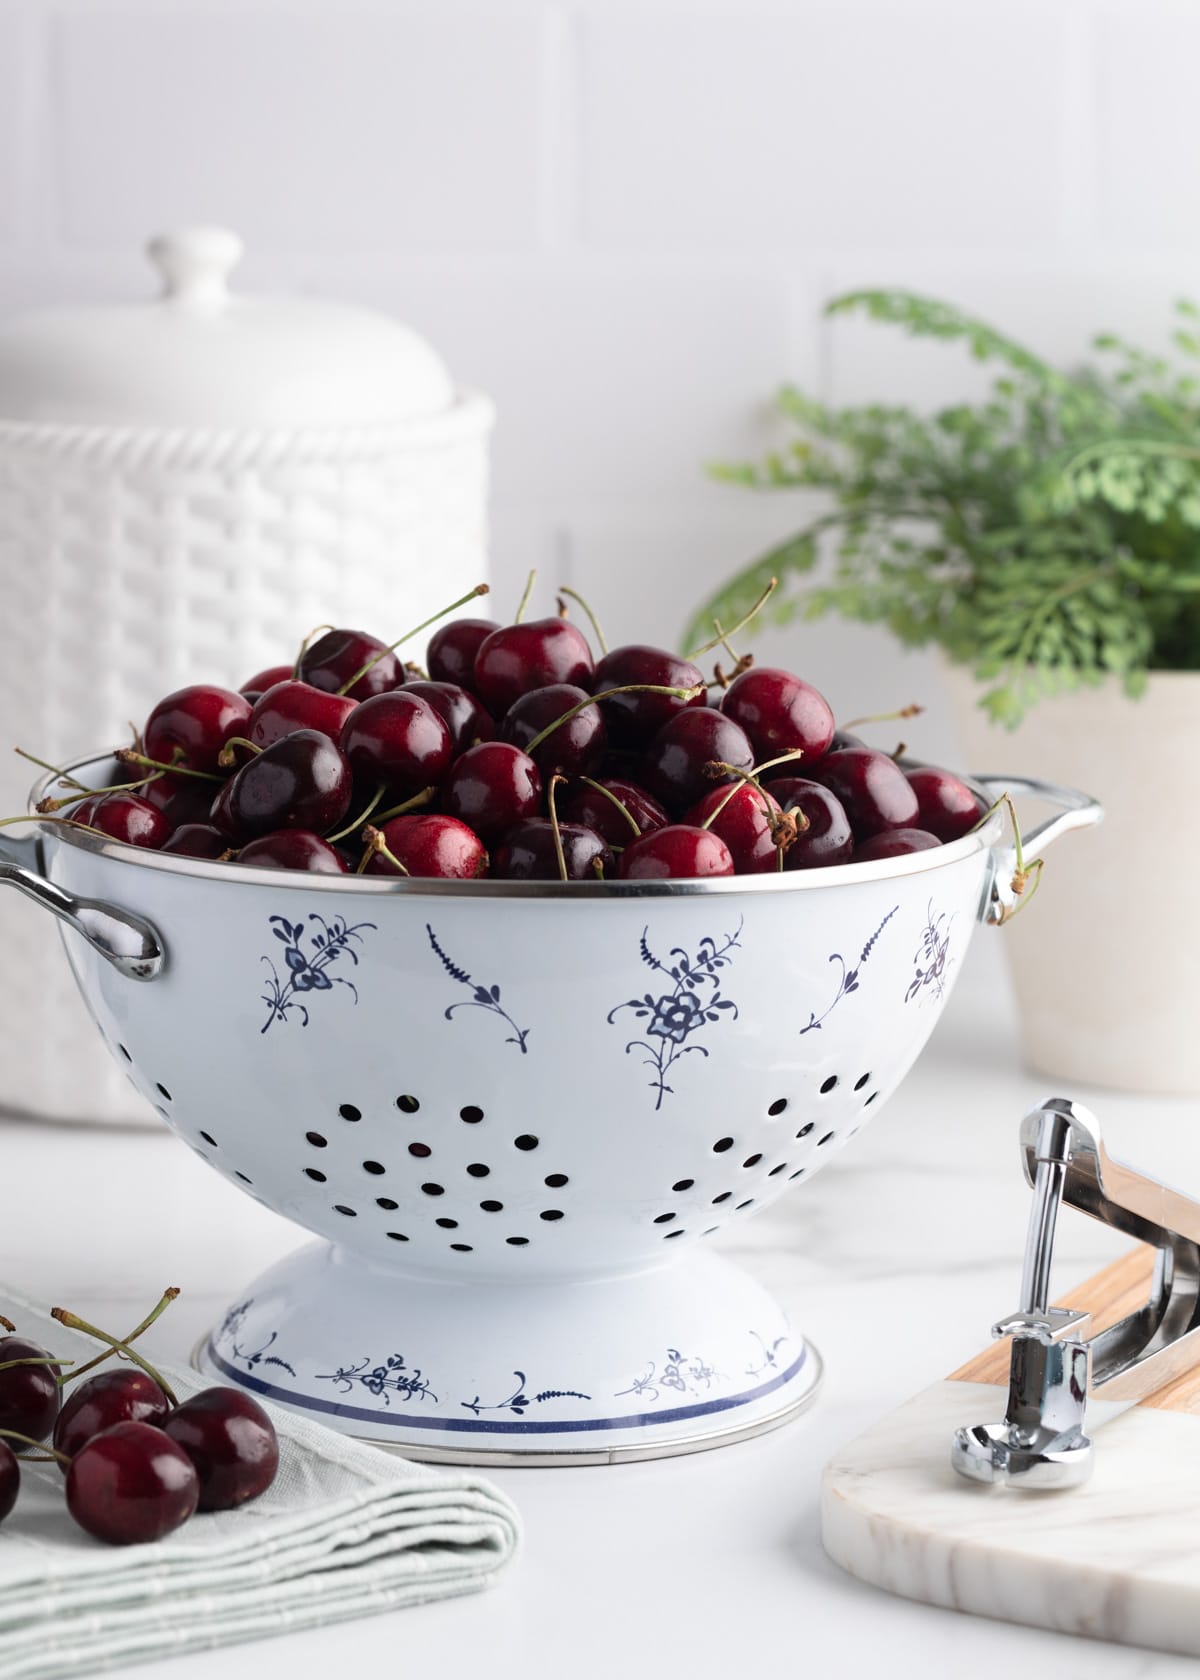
[736,1199,754,1211]
[481,1199,503,1212]
[421,1183,445,1196]
[305,1168,326,1183]
[467,1163,490,1178]
[820,1075,838,1094]
[664,1229,685,1240]
[544,1173,568,1188]
[514,1134,539,1151]
[156,1083,172,1102]
[199,1132,217,1147]
[653,1212,676,1224]
[118,1044,131,1062]
[540,1209,564,1222]
[672,1178,694,1193]
[769,1163,787,1176]
[795,1123,814,1140]
[154,1106,169,1121]
[376,1197,399,1210]
[362,1161,385,1175]
[396,1095,420,1114]
[339,1103,361,1122]
[235,1172,252,1185]
[865,1092,878,1106]
[386,1231,408,1242]
[334,1205,357,1217]
[506,1237,529,1246]
[436,1217,458,1229]
[306,1131,327,1149]
[817,1131,835,1147]
[713,1137,734,1154]
[712,1191,732,1205]
[409,1142,431,1159]
[460,1106,484,1124]
[789,1168,806,1181]
[854,1073,871,1091]
[768,1098,788,1117]
[450,1243,473,1253]
[742,1153,762,1169]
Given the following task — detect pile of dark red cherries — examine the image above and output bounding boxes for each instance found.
[40,581,986,878]
[0,1293,277,1546]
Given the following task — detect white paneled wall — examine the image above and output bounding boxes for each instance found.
[1,0,1196,762]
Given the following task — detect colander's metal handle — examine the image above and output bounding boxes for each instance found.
[0,832,165,981]
[970,773,1103,926]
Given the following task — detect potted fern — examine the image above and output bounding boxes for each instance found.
[692,291,1200,1094]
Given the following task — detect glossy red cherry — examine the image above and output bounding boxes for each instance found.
[339,693,452,793]
[641,709,754,815]
[492,820,613,881]
[67,795,103,828]
[500,684,606,776]
[853,827,942,861]
[0,1335,61,1443]
[562,777,668,846]
[719,667,835,763]
[238,830,348,873]
[401,681,494,753]
[0,1441,17,1525]
[828,729,866,753]
[426,617,500,689]
[80,794,171,850]
[66,1420,199,1546]
[443,742,543,842]
[249,681,358,751]
[473,618,594,714]
[905,766,986,843]
[684,782,783,874]
[590,646,705,744]
[806,748,919,838]
[221,730,353,839]
[618,824,735,880]
[141,774,217,828]
[297,628,401,702]
[365,814,487,879]
[162,1387,278,1512]
[769,777,854,869]
[53,1369,170,1465]
[161,822,230,859]
[144,685,253,775]
[240,663,293,699]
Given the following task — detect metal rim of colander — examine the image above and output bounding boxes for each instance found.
[28,751,1006,898]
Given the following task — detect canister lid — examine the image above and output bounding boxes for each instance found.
[0,227,456,430]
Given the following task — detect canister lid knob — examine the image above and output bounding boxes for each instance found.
[147,227,244,310]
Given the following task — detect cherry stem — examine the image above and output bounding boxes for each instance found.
[547,774,569,883]
[687,576,778,659]
[0,813,109,839]
[293,622,335,679]
[13,748,89,790]
[557,586,608,654]
[359,824,409,876]
[890,742,907,762]
[51,1306,178,1406]
[36,772,159,815]
[337,583,491,696]
[115,749,221,784]
[843,702,924,730]
[525,684,704,756]
[370,785,436,827]
[698,749,808,832]
[325,781,387,843]
[513,569,537,625]
[975,791,1045,924]
[216,737,262,769]
[0,1316,13,1333]
[0,1357,72,1374]
[0,1428,71,1465]
[577,776,641,839]
[59,1287,180,1388]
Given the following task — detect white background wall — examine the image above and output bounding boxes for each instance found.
[1,0,1196,765]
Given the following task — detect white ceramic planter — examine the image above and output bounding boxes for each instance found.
[0,753,1098,1464]
[944,664,1196,1094]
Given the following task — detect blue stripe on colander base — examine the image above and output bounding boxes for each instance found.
[204,1340,807,1435]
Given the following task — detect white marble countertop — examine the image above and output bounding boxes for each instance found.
[3,936,1197,1680]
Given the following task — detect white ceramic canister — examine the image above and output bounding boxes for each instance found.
[0,227,493,1125]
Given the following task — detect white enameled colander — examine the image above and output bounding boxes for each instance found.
[0,757,1100,1464]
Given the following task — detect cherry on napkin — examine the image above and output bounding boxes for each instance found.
[0,1288,520,1680]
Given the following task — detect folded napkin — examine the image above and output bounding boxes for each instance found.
[0,1288,521,1680]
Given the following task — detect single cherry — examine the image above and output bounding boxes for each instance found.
[493,820,612,881]
[238,831,348,873]
[240,663,293,699]
[141,774,218,828]
[144,686,252,774]
[905,767,986,843]
[162,1387,279,1512]
[426,617,500,689]
[297,628,401,701]
[161,822,229,859]
[618,824,735,880]
[401,680,494,753]
[562,777,668,846]
[66,1420,199,1546]
[473,618,594,714]
[249,681,358,751]
[365,815,487,879]
[67,795,103,829]
[443,742,543,842]
[641,709,754,815]
[0,1442,17,1524]
[76,793,171,850]
[806,748,919,838]
[340,693,452,793]
[769,777,855,869]
[0,1335,61,1443]
[500,684,606,776]
[719,667,835,762]
[590,646,705,744]
[220,730,353,839]
[853,827,942,861]
[53,1369,170,1465]
[685,782,783,874]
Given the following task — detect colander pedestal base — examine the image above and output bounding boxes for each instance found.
[196,1240,822,1465]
